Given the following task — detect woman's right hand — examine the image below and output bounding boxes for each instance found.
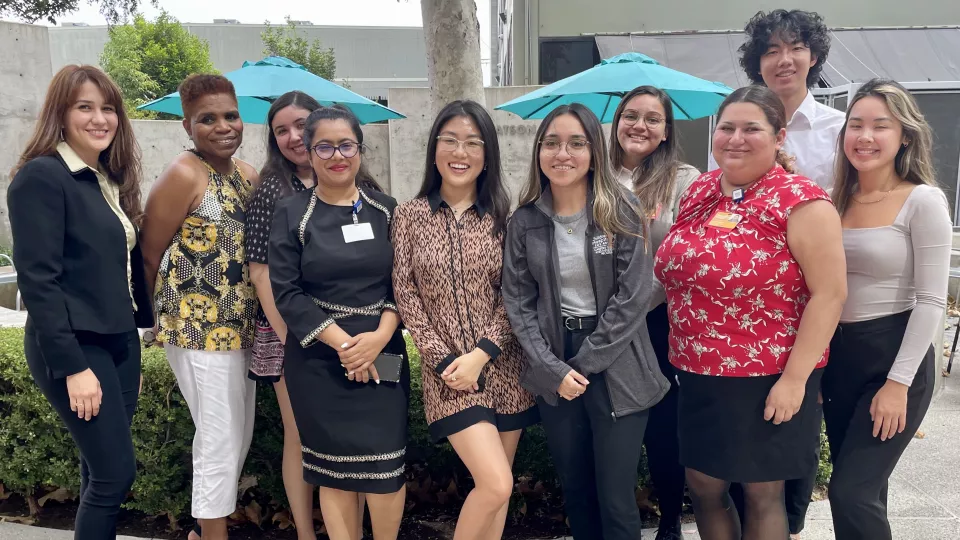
[558,369,589,401]
[66,368,102,421]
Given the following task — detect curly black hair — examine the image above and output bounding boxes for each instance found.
[738,9,831,88]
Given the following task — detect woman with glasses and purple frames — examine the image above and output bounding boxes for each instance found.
[269,104,408,540]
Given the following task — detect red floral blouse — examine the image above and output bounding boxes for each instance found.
[654,166,830,377]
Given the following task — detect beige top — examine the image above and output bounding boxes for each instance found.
[841,184,952,386]
[616,162,701,253]
[57,142,136,309]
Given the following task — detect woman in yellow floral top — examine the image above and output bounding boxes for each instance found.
[141,74,259,540]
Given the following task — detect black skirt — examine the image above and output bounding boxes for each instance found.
[284,326,410,494]
[677,368,823,483]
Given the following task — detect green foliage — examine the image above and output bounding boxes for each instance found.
[261,18,337,81]
[100,11,215,119]
[0,0,156,25]
[0,327,833,523]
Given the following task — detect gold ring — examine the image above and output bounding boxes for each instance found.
[451,375,457,381]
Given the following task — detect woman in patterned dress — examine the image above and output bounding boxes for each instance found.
[245,91,322,539]
[393,100,538,540]
[270,105,407,540]
[653,86,847,540]
[141,74,259,540]
[609,85,700,540]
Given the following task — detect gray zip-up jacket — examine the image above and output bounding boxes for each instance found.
[502,190,670,416]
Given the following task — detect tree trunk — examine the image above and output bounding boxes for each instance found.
[420,0,486,114]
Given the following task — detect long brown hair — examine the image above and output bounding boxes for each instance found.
[832,79,937,214]
[519,103,641,239]
[714,86,796,174]
[609,85,681,215]
[13,65,143,224]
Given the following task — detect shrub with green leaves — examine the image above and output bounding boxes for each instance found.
[0,327,831,523]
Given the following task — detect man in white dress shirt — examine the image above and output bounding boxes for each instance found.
[709,10,846,193]
[713,10,844,540]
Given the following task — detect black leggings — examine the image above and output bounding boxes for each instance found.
[823,311,934,540]
[26,322,141,540]
[643,304,685,529]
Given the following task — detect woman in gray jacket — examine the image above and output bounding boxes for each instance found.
[503,103,670,540]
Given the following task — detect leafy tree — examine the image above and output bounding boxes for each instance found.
[0,0,156,24]
[100,11,215,118]
[261,17,337,80]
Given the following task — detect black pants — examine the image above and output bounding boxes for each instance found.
[537,327,649,540]
[25,321,141,540]
[822,310,934,540]
[729,435,819,535]
[643,304,685,529]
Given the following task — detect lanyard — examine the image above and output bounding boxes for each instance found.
[351,199,362,224]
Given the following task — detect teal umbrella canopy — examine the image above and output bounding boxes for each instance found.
[495,52,733,122]
[138,56,405,124]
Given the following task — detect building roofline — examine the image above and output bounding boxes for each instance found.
[583,25,960,36]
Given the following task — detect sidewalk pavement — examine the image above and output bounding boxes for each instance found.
[3,315,960,539]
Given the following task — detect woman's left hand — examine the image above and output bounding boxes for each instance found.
[764,375,806,424]
[870,380,909,441]
[442,349,489,392]
[339,331,389,382]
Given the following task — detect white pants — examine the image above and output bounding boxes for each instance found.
[166,345,256,519]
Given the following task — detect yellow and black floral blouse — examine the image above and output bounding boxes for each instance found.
[155,151,257,351]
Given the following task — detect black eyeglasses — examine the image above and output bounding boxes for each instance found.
[312,141,361,160]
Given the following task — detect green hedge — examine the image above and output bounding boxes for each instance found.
[0,327,831,525]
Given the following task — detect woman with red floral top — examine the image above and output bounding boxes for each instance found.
[654,86,847,540]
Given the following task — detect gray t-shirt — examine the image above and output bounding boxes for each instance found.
[535,191,597,317]
[841,184,952,386]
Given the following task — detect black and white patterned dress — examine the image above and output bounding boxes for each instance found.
[245,174,307,381]
[269,187,409,493]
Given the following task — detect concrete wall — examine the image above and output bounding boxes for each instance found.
[387,85,543,204]
[132,121,391,197]
[0,22,54,247]
[48,24,429,100]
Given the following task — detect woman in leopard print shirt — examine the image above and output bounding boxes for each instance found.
[393,100,538,538]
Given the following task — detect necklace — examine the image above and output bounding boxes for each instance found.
[852,180,903,205]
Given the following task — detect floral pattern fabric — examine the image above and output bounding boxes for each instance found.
[654,166,831,377]
[155,152,257,351]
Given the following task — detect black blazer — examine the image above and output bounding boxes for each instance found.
[7,154,154,379]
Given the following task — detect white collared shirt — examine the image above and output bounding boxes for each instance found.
[57,142,137,309]
[708,90,846,191]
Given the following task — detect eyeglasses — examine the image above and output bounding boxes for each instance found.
[312,141,360,160]
[620,111,665,128]
[539,139,590,157]
[436,135,485,155]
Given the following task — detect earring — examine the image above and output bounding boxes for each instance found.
[59,128,65,141]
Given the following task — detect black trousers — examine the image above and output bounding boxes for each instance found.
[537,327,649,540]
[643,304,685,529]
[822,310,934,540]
[25,321,141,540]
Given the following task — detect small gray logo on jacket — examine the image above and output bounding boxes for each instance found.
[592,235,613,255]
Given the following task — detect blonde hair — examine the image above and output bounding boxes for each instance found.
[520,104,642,239]
[832,79,937,214]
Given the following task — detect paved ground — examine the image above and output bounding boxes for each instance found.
[3,316,960,539]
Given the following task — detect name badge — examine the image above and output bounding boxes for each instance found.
[647,203,663,220]
[706,210,742,230]
[342,223,375,243]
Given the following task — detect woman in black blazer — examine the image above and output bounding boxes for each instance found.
[7,65,152,540]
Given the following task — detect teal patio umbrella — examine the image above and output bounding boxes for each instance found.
[138,56,405,124]
[496,52,733,122]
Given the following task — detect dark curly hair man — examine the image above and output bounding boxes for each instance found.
[739,9,831,89]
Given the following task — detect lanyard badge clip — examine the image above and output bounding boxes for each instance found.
[732,188,744,204]
[351,200,362,224]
